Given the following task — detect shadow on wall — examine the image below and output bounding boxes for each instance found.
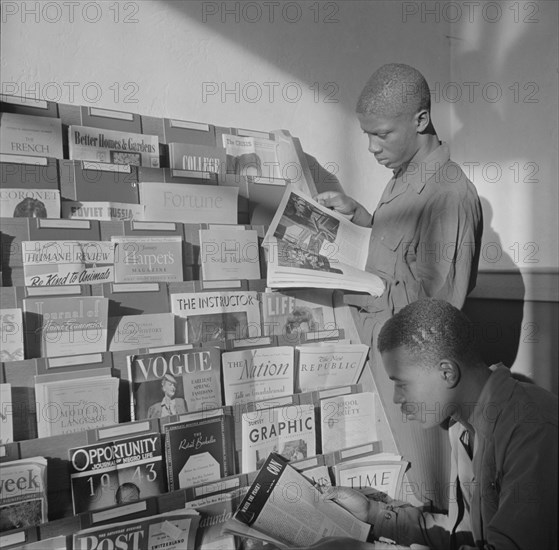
[463,198,525,369]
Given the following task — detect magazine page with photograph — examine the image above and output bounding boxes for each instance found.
[262,187,384,297]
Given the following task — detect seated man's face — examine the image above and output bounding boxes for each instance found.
[358,110,420,171]
[382,346,451,429]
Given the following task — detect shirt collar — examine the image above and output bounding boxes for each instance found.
[394,142,450,194]
[469,364,516,439]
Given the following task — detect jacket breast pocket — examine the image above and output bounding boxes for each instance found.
[369,231,403,279]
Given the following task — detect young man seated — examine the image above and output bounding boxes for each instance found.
[302,298,557,550]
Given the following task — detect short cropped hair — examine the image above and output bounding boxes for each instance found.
[377,299,482,367]
[356,63,431,117]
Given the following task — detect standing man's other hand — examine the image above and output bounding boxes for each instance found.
[314,192,372,227]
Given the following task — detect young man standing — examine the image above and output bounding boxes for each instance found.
[316,63,483,507]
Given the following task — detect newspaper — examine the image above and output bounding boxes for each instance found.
[226,453,370,547]
[263,187,385,296]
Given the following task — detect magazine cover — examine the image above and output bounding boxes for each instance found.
[62,200,145,221]
[168,142,226,173]
[22,240,114,287]
[35,372,119,438]
[222,134,283,180]
[69,433,165,513]
[0,188,60,218]
[199,228,261,281]
[138,181,238,224]
[221,346,295,406]
[107,313,175,352]
[320,392,377,454]
[23,296,109,358]
[72,511,200,550]
[0,112,63,158]
[0,384,13,445]
[334,460,409,500]
[241,403,316,472]
[127,346,222,419]
[261,288,337,338]
[164,413,234,491]
[185,488,248,550]
[68,124,160,167]
[0,457,47,533]
[170,290,261,344]
[0,308,24,361]
[112,236,183,283]
[229,453,370,547]
[297,343,369,393]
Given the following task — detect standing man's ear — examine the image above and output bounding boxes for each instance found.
[439,359,461,388]
[415,109,431,132]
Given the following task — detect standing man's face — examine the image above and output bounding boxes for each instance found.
[358,111,420,171]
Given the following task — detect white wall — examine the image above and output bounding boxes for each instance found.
[449,0,558,272]
[3,1,556,271]
[0,0,451,211]
[1,0,557,386]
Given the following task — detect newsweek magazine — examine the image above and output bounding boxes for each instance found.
[263,187,384,297]
[0,457,47,533]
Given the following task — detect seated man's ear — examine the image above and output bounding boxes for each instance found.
[415,109,431,133]
[439,359,460,388]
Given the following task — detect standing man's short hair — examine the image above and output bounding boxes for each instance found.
[377,298,483,368]
[356,63,431,117]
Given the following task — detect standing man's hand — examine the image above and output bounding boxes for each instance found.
[314,192,373,227]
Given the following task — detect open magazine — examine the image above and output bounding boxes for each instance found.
[224,452,371,548]
[263,187,385,297]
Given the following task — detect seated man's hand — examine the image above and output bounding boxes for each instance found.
[314,192,372,227]
[298,536,375,550]
[322,486,381,523]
